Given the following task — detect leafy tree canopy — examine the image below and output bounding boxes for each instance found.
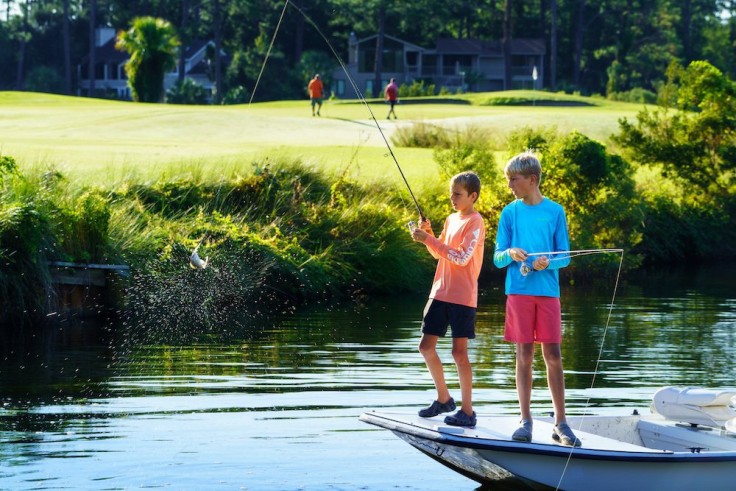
[615,60,736,197]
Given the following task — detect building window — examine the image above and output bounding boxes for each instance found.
[365,79,374,96]
[335,79,345,96]
[442,55,472,76]
[421,54,437,77]
[358,38,405,73]
[359,47,375,73]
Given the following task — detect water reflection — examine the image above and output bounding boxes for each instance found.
[0,264,734,490]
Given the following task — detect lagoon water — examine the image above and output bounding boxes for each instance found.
[1,264,735,490]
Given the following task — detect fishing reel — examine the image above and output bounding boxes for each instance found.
[407,220,417,232]
[519,262,533,276]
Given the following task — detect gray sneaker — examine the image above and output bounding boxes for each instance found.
[511,419,533,442]
[552,422,582,447]
[418,398,456,418]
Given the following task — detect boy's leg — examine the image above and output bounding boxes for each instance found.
[418,333,451,403]
[451,337,472,415]
[541,343,566,423]
[516,342,535,421]
[543,343,581,446]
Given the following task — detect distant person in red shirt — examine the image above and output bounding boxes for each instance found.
[308,74,324,116]
[384,78,399,119]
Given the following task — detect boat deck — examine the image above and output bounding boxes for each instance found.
[373,412,666,453]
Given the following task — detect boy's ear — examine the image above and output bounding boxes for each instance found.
[471,191,479,202]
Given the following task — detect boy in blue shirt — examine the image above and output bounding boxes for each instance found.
[493,152,581,447]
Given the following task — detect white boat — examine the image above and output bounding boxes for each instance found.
[360,387,736,491]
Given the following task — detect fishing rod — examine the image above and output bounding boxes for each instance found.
[527,248,624,261]
[518,248,623,275]
[254,0,426,220]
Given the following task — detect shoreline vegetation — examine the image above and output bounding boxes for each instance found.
[1,87,734,337]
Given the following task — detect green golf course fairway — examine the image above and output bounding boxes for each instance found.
[0,91,647,185]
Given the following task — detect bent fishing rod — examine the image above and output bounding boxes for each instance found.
[253,0,426,220]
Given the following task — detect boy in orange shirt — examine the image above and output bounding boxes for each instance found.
[410,171,485,427]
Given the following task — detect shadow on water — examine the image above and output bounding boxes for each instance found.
[1,263,735,490]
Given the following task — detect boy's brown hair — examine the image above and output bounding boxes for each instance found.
[451,171,481,202]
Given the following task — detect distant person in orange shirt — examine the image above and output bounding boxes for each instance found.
[308,74,324,116]
[410,171,486,427]
[384,78,399,119]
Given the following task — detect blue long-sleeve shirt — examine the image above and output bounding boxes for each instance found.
[493,198,570,297]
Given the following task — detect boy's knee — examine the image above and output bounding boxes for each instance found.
[451,348,469,363]
[542,344,562,362]
[418,340,433,355]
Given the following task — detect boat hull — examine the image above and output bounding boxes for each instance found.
[361,411,736,491]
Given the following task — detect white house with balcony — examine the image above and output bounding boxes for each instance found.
[331,33,545,99]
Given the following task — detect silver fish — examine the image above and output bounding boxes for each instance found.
[190,251,209,269]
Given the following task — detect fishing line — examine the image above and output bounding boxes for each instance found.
[252,0,425,219]
[248,0,289,106]
[554,248,625,490]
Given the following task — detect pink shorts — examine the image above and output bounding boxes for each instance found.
[504,295,561,344]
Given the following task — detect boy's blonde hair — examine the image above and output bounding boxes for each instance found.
[451,171,481,201]
[504,152,542,183]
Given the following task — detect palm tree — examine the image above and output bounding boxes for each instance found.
[115,16,180,103]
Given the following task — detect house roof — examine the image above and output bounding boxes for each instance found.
[356,34,426,52]
[79,38,220,65]
[79,37,128,64]
[436,38,545,56]
[352,33,545,57]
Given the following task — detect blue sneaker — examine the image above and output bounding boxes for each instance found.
[444,409,477,427]
[512,419,533,442]
[418,398,456,417]
[552,422,582,447]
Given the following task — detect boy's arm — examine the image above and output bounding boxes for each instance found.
[422,216,483,267]
[493,210,514,268]
[424,227,441,260]
[544,209,571,270]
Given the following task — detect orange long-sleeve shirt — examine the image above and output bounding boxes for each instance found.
[423,211,485,308]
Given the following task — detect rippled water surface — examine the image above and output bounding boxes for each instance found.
[1,265,735,490]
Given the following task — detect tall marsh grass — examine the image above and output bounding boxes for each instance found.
[1,155,439,333]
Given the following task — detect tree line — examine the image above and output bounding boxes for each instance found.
[2,0,736,102]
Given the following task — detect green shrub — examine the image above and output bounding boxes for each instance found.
[167,78,210,105]
[506,125,559,155]
[398,80,436,97]
[0,155,19,181]
[608,88,657,104]
[391,121,452,148]
[25,66,65,94]
[221,85,250,105]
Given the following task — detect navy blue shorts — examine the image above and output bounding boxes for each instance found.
[421,299,476,339]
